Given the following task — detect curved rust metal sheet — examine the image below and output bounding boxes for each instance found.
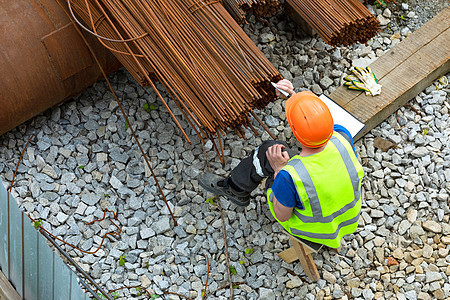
[0,0,121,135]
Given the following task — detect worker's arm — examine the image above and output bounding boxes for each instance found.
[272,194,294,222]
[266,144,294,222]
[274,79,295,98]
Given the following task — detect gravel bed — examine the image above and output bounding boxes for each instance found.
[0,1,449,299]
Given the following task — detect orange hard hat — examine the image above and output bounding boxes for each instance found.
[285,91,334,148]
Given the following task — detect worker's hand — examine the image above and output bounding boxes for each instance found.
[266,144,290,174]
[275,79,295,98]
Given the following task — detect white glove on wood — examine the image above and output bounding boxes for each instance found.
[351,67,382,96]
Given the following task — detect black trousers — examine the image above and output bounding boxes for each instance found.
[230,141,299,193]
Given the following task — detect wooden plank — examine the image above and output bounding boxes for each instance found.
[0,269,21,300]
[370,8,449,78]
[289,235,320,282]
[53,252,71,300]
[351,25,450,140]
[329,7,450,141]
[8,194,23,297]
[279,233,322,263]
[285,232,322,252]
[331,7,450,109]
[278,247,297,263]
[23,214,38,300]
[38,234,54,300]
[0,179,8,275]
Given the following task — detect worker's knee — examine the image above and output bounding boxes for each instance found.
[258,140,289,154]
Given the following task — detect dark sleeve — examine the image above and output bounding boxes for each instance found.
[334,124,356,155]
[272,170,304,209]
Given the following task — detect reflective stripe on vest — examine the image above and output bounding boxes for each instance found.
[267,132,363,246]
[290,212,361,239]
[287,136,361,223]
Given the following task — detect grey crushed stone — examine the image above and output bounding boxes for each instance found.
[0,1,449,299]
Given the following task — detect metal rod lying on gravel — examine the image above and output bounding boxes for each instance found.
[57,0,178,226]
[217,196,234,299]
[250,110,276,140]
[7,136,111,300]
[39,229,112,300]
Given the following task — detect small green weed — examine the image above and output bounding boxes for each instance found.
[245,247,253,255]
[143,103,157,113]
[125,121,129,130]
[97,293,107,299]
[119,254,126,266]
[205,197,215,205]
[104,193,110,198]
[422,128,429,135]
[34,219,43,229]
[150,294,160,299]
[112,291,120,299]
[373,0,387,8]
[78,165,85,169]
[230,265,237,275]
[399,14,405,20]
[239,259,245,265]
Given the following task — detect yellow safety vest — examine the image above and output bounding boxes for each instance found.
[267,132,365,248]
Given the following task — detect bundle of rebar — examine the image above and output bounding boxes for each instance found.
[67,0,281,141]
[286,0,380,46]
[222,0,282,24]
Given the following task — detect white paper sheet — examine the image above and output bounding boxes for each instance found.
[319,94,365,138]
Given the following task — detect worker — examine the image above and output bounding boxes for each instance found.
[198,79,365,248]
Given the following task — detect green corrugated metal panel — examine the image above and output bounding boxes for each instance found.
[53,250,72,300]
[23,215,39,300]
[0,178,91,300]
[70,271,89,300]
[8,193,23,297]
[38,232,54,300]
[0,180,8,275]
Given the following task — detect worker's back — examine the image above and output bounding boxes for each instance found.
[295,132,364,216]
[269,132,365,248]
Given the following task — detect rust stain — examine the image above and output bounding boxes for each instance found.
[34,0,59,28]
[41,23,93,81]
